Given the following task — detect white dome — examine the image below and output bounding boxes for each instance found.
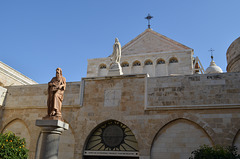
[205,60,223,74]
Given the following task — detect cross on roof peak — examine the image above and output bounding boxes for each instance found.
[145,14,153,29]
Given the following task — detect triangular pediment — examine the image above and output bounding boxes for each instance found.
[121,29,192,56]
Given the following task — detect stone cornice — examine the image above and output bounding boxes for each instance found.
[0,61,37,85]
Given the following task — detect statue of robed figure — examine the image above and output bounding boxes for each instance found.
[110,38,121,64]
[108,38,123,75]
[46,68,66,121]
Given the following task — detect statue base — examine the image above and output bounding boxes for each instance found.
[43,115,64,122]
[36,120,69,159]
[108,62,123,76]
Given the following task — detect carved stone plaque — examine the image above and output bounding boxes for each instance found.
[104,89,121,107]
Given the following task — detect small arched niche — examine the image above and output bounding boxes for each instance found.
[155,58,167,76]
[132,60,141,66]
[121,62,129,67]
[157,58,165,64]
[168,57,179,75]
[98,63,107,76]
[83,120,139,159]
[169,57,178,63]
[99,64,107,69]
[132,60,142,74]
[121,62,130,74]
[144,59,153,66]
[144,59,154,76]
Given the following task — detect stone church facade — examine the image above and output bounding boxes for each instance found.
[87,29,195,77]
[0,29,240,159]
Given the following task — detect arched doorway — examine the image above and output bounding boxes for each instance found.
[84,120,139,159]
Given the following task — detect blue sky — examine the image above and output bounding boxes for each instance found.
[0,1,239,84]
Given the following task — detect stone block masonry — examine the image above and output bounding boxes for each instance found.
[146,72,240,110]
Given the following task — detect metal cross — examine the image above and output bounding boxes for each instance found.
[208,48,215,60]
[145,14,153,29]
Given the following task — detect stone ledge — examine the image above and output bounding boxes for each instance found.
[83,73,148,81]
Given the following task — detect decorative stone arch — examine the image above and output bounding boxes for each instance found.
[155,58,167,76]
[1,118,31,149]
[132,60,141,66]
[149,114,216,143]
[83,119,139,159]
[168,56,179,75]
[156,58,166,64]
[144,59,153,66]
[121,61,131,74]
[150,118,214,146]
[143,59,154,76]
[150,118,214,159]
[99,63,107,69]
[169,57,178,63]
[121,61,130,67]
[98,63,108,76]
[132,60,142,74]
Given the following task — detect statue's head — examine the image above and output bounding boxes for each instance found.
[56,68,62,79]
[115,38,119,43]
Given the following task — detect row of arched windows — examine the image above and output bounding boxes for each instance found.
[99,57,178,69]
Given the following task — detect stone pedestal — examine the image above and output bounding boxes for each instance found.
[36,120,69,159]
[108,62,123,76]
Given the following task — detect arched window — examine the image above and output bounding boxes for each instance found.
[121,62,129,67]
[99,64,107,69]
[133,60,141,66]
[84,120,139,153]
[144,60,153,65]
[157,59,165,64]
[169,57,178,63]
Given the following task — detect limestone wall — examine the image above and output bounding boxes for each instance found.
[147,72,240,109]
[1,82,80,159]
[0,73,240,159]
[4,82,81,108]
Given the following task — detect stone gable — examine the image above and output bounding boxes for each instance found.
[121,29,192,56]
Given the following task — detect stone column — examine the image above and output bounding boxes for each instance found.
[36,120,69,159]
